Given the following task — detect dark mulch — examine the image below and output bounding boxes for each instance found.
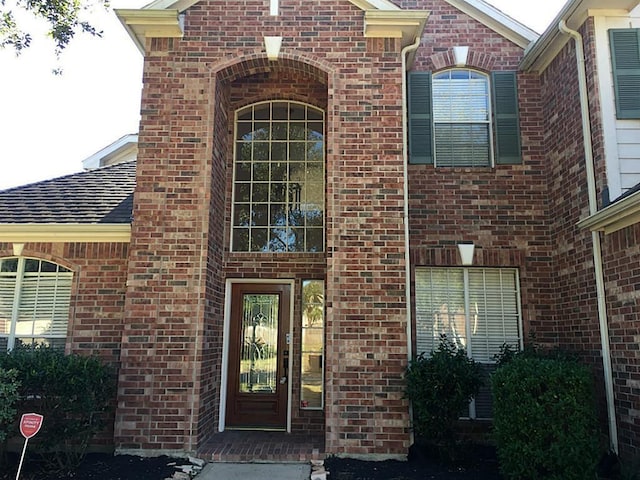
[1,452,191,480]
[324,444,502,480]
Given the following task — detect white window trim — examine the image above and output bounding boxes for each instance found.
[0,257,73,351]
[432,69,494,168]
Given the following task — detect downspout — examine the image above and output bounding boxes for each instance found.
[558,20,618,454]
[401,36,421,365]
[401,33,421,447]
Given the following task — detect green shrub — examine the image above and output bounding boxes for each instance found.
[491,355,600,479]
[0,368,20,443]
[0,345,115,471]
[405,336,482,452]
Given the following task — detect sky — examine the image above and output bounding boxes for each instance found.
[0,0,566,191]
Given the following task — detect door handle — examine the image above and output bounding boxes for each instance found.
[280,376,287,384]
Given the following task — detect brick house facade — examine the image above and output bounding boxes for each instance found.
[1,0,640,462]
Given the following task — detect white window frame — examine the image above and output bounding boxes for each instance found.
[415,267,523,419]
[0,257,73,351]
[231,100,325,253]
[432,69,494,168]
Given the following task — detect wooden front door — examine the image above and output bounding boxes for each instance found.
[225,283,290,429]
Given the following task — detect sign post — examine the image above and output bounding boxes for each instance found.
[16,413,43,480]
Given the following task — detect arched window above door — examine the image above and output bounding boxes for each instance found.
[232,101,325,253]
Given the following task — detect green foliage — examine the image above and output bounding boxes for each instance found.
[0,0,108,55]
[0,368,20,443]
[0,345,115,472]
[405,336,482,449]
[491,356,600,479]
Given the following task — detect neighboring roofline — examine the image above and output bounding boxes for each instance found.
[521,0,640,72]
[577,190,640,234]
[0,224,132,243]
[82,133,139,170]
[444,0,538,49]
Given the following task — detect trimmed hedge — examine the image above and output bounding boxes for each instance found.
[405,336,482,450]
[0,368,20,443]
[0,346,115,471]
[491,355,600,479]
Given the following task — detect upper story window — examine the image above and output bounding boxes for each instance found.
[232,101,325,253]
[0,257,73,351]
[433,70,492,167]
[408,69,521,166]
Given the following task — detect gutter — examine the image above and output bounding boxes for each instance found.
[558,20,619,454]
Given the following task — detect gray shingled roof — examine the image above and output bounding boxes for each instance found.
[0,161,136,224]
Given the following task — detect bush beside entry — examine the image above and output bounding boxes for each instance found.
[491,355,600,480]
[405,336,482,456]
[0,345,115,473]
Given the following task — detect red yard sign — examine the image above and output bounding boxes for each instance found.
[19,413,43,439]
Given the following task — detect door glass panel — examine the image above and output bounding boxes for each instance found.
[239,294,279,393]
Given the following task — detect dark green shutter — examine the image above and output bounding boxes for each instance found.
[491,71,521,165]
[408,71,434,164]
[609,29,640,119]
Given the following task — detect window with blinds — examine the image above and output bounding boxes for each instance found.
[0,257,73,351]
[415,267,522,418]
[432,70,491,167]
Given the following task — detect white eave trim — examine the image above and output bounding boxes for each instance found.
[0,224,132,243]
[577,190,640,234]
[115,9,184,54]
[445,0,538,49]
[521,0,640,72]
[364,10,429,52]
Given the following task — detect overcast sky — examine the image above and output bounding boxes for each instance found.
[0,0,566,190]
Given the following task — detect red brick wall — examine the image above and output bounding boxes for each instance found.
[0,241,129,447]
[117,0,411,456]
[539,18,640,457]
[406,2,553,344]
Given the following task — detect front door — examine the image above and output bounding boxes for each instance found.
[225,283,290,429]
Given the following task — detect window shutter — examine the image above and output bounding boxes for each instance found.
[609,29,640,119]
[17,272,72,340]
[491,71,522,165]
[408,71,434,164]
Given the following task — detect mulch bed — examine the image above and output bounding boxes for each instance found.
[1,453,191,480]
[323,444,502,480]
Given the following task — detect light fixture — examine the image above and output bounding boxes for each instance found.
[264,36,282,61]
[457,243,475,266]
[453,46,469,67]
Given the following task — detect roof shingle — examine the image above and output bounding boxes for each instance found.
[0,161,136,224]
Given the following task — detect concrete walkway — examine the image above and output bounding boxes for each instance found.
[197,462,311,480]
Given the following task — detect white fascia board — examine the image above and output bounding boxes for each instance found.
[82,134,139,170]
[445,0,538,49]
[577,190,640,234]
[0,224,131,243]
[521,0,640,73]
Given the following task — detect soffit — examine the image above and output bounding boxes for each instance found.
[577,191,640,234]
[521,0,640,73]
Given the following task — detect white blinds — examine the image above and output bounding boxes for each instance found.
[0,257,72,350]
[415,267,521,363]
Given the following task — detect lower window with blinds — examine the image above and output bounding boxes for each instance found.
[0,257,73,351]
[415,267,522,419]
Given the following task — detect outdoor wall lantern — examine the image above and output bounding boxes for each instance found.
[453,46,469,67]
[457,243,475,266]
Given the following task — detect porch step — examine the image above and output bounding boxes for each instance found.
[198,431,325,463]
